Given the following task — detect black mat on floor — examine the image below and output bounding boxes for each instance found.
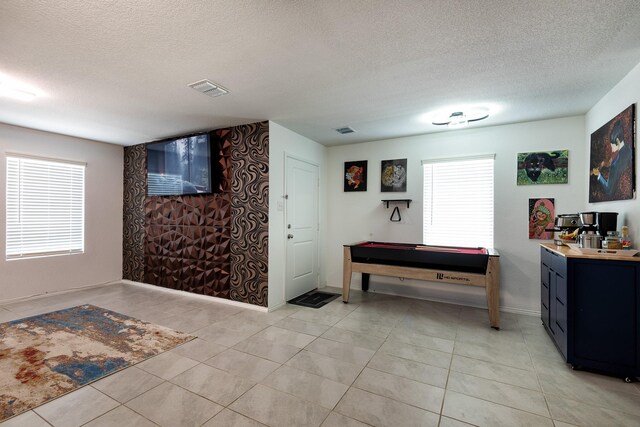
[288,291,339,309]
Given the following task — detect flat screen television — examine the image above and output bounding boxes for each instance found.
[146,132,220,196]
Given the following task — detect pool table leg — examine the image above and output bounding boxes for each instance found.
[343,246,352,303]
[486,256,500,330]
[361,273,370,291]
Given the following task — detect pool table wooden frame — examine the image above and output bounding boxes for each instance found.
[343,242,501,329]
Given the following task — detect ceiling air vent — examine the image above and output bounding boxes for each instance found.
[335,126,356,134]
[188,79,229,97]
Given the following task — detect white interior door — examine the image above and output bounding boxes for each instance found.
[285,156,319,301]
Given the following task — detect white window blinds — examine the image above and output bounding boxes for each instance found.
[6,155,85,260]
[422,155,494,248]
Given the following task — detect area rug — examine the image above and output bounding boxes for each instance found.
[0,304,194,422]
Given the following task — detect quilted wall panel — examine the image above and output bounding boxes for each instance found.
[143,131,232,299]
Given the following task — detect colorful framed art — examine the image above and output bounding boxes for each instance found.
[517,150,568,185]
[589,104,635,202]
[344,160,367,191]
[529,198,555,240]
[381,158,407,192]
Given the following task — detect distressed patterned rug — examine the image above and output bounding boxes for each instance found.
[0,304,194,422]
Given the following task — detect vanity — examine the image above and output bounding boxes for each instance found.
[540,243,640,381]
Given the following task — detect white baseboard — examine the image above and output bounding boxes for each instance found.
[500,306,540,317]
[267,300,287,312]
[121,280,268,313]
[322,283,541,317]
[0,280,118,305]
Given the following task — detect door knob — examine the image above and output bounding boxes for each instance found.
[287,234,294,239]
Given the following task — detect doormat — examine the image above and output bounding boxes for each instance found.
[288,291,339,309]
[0,304,194,422]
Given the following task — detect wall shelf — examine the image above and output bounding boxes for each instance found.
[381,199,412,208]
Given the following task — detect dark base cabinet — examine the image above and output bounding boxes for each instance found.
[540,245,640,380]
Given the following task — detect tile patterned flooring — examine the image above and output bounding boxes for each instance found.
[1,283,639,427]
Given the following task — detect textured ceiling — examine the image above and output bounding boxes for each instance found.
[1,0,640,146]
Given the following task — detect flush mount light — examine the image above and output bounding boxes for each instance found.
[431,107,490,128]
[188,79,229,97]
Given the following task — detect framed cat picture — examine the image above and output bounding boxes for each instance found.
[381,158,407,192]
[517,150,568,185]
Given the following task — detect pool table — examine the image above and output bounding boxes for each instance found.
[343,241,501,329]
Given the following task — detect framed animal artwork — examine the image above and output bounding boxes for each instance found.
[381,158,407,192]
[517,150,568,185]
[588,104,635,203]
[344,160,367,191]
[529,198,555,240]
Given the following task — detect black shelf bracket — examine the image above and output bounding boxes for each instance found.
[381,199,412,208]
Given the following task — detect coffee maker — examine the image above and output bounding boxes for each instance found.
[597,212,619,237]
[577,211,618,248]
[578,212,600,248]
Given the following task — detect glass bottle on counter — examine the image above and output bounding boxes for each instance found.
[621,226,632,249]
[603,231,622,250]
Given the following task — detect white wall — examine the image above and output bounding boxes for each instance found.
[0,123,123,301]
[586,61,640,243]
[268,121,328,309]
[326,116,586,314]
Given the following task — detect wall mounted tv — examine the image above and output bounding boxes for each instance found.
[147,132,220,196]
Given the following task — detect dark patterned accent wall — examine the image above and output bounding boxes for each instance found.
[122,122,268,306]
[230,122,269,306]
[143,131,232,299]
[123,144,146,282]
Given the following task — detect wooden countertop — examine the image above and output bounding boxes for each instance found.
[541,242,640,262]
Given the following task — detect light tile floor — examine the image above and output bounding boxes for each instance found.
[1,282,640,427]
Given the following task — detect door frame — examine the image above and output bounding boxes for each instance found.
[284,153,320,300]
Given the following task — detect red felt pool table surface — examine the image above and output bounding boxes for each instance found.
[355,242,487,255]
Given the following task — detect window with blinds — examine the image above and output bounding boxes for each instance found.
[423,155,494,248]
[6,155,85,260]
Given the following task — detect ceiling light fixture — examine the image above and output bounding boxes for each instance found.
[431,107,490,128]
[0,81,37,101]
